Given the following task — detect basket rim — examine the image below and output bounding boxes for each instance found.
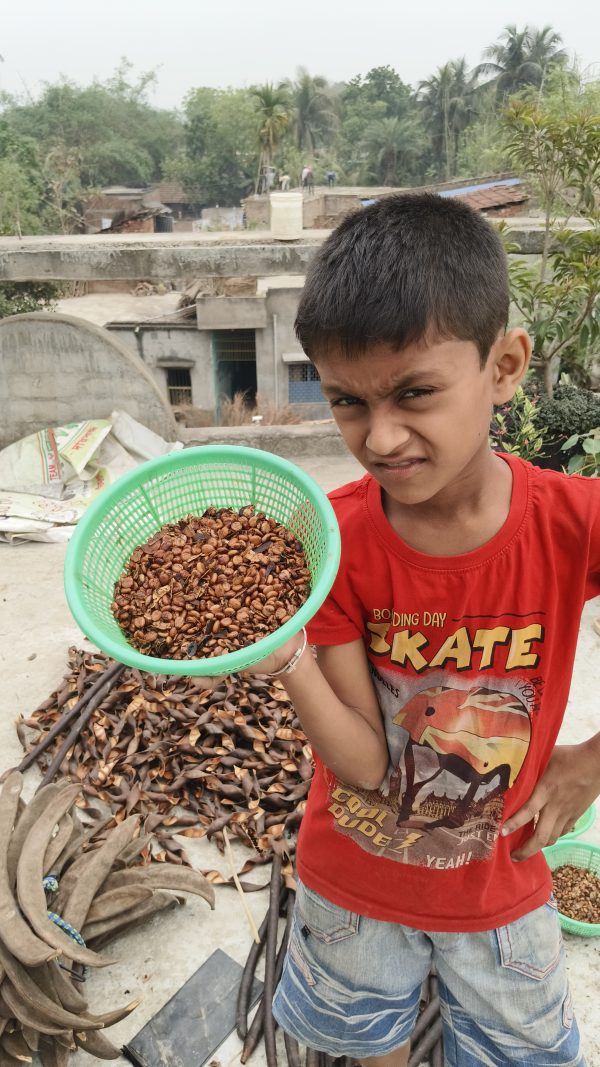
[64,445,341,676]
[544,840,600,934]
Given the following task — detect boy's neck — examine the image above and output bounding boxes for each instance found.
[382,451,514,557]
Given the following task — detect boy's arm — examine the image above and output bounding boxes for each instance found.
[194,633,389,790]
[280,637,389,791]
[502,734,600,861]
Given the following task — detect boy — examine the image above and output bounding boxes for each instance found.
[212,194,600,1063]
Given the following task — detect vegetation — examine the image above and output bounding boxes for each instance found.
[0,281,62,319]
[0,23,586,225]
[492,381,600,475]
[500,74,600,396]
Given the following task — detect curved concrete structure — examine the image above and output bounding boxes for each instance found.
[0,311,177,446]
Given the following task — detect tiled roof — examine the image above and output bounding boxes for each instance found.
[438,176,529,212]
[155,182,190,204]
[455,185,529,211]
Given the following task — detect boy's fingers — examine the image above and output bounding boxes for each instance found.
[501,799,540,838]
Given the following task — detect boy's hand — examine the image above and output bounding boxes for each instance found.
[183,633,307,690]
[501,738,600,861]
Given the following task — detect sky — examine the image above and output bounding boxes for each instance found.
[1,0,599,111]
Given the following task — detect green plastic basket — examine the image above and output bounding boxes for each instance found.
[64,446,341,676]
[558,804,595,843]
[543,840,600,936]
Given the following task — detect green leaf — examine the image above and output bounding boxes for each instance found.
[582,436,600,455]
[561,434,580,451]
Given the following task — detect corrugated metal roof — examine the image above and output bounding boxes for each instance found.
[438,177,523,198]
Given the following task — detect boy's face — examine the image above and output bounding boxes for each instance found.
[315,333,530,511]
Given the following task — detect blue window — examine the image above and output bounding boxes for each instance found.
[288,363,325,403]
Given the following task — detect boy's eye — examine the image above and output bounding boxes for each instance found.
[400,388,434,401]
[329,396,362,408]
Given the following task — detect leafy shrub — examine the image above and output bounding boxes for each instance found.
[0,281,62,318]
[561,429,600,477]
[535,383,600,443]
[490,382,600,470]
[490,387,546,462]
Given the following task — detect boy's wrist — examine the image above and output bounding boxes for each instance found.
[268,628,308,676]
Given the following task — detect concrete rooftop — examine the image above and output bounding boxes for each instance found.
[0,219,593,282]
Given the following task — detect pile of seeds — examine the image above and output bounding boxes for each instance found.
[552,863,600,925]
[18,649,311,879]
[111,507,311,660]
[0,772,213,1065]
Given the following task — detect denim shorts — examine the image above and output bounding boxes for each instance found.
[272,880,585,1066]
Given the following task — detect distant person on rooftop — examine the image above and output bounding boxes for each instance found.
[326,170,337,187]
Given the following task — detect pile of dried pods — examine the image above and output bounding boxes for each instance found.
[111,507,311,660]
[17,648,311,882]
[552,863,600,924]
[0,770,214,1065]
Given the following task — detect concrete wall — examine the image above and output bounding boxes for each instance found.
[105,322,214,418]
[196,296,267,329]
[261,287,329,420]
[0,312,177,447]
[104,287,328,423]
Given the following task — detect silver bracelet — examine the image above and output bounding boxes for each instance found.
[268,627,308,676]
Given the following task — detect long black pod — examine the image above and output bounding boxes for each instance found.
[17,662,123,775]
[236,889,284,1040]
[37,666,126,789]
[408,1017,443,1067]
[262,855,283,1067]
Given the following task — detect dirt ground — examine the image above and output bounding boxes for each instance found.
[2,453,600,1065]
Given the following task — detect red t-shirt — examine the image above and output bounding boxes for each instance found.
[299,453,600,931]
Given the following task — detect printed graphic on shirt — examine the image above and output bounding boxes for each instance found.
[328,670,533,867]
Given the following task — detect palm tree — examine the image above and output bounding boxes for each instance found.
[476,24,567,99]
[360,115,421,185]
[250,83,292,190]
[418,59,477,178]
[289,68,338,155]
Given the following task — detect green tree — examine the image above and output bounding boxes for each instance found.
[360,115,422,185]
[251,82,292,188]
[42,141,85,233]
[337,67,420,184]
[169,87,258,206]
[476,24,567,99]
[2,60,183,189]
[501,91,600,395]
[288,68,338,154]
[418,59,477,178]
[455,88,509,175]
[0,155,41,235]
[344,66,413,117]
[0,281,61,319]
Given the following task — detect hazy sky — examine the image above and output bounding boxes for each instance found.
[1,0,598,111]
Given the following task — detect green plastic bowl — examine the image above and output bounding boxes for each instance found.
[543,840,600,936]
[64,446,341,676]
[558,804,595,843]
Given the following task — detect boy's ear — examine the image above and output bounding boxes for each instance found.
[490,328,532,403]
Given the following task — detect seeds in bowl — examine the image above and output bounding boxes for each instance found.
[111,506,311,660]
[551,863,600,925]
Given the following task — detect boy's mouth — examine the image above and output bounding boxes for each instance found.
[372,458,426,480]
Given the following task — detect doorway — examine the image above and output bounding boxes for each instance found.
[212,330,257,417]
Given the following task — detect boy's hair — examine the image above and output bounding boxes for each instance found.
[295,193,510,365]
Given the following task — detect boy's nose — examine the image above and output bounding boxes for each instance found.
[366,413,411,458]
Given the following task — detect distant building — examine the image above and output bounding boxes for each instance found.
[83,181,200,234]
[242,173,530,229]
